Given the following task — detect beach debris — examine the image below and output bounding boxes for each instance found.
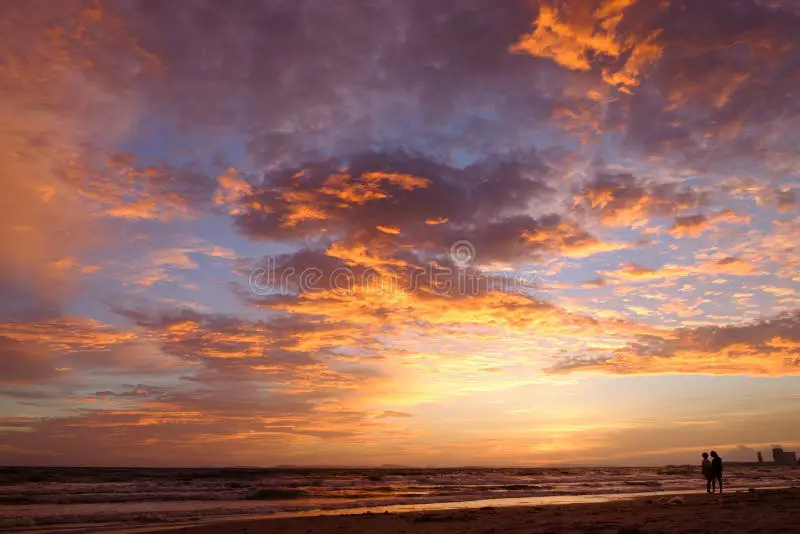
[656,495,685,505]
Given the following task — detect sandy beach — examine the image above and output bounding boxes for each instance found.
[136,487,800,534]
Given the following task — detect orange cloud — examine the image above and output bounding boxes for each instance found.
[0,317,151,387]
[0,317,135,353]
[281,203,329,227]
[0,4,156,300]
[255,169,433,229]
[511,0,663,93]
[551,312,800,377]
[661,299,705,318]
[555,342,800,377]
[320,171,429,205]
[213,168,262,216]
[522,221,631,258]
[511,3,628,71]
[605,256,759,282]
[577,173,708,228]
[668,210,751,238]
[68,154,216,222]
[272,279,659,347]
[325,241,408,271]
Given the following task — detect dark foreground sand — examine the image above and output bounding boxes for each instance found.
[142,487,800,534]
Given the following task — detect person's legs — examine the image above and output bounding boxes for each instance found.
[717,475,723,493]
[706,477,712,493]
[711,477,717,493]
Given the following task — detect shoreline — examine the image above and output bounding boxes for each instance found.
[121,487,800,534]
[96,485,796,534]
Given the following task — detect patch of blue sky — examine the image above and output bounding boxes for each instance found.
[391,105,568,167]
[63,280,130,325]
[153,260,243,312]
[117,114,252,173]
[543,258,608,287]
[744,207,784,235]
[62,228,251,323]
[187,212,300,260]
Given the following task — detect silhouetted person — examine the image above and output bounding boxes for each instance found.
[710,450,723,493]
[701,452,712,493]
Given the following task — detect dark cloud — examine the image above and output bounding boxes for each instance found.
[125,0,557,166]
[0,318,166,387]
[112,306,383,389]
[623,0,800,170]
[576,172,709,225]
[551,311,800,375]
[94,384,171,399]
[671,311,800,353]
[776,188,796,212]
[581,276,607,288]
[232,151,551,240]
[0,337,62,387]
[70,153,219,220]
[0,400,368,465]
[226,152,628,270]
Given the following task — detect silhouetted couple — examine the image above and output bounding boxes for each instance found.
[701,451,723,493]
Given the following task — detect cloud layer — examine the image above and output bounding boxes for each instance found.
[1,0,798,466]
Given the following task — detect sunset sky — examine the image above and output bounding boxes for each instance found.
[2,0,799,467]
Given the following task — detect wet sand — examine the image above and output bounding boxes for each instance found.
[138,487,799,534]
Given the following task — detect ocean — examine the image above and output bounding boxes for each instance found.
[1,465,798,533]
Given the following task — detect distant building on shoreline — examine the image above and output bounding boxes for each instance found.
[772,447,798,465]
